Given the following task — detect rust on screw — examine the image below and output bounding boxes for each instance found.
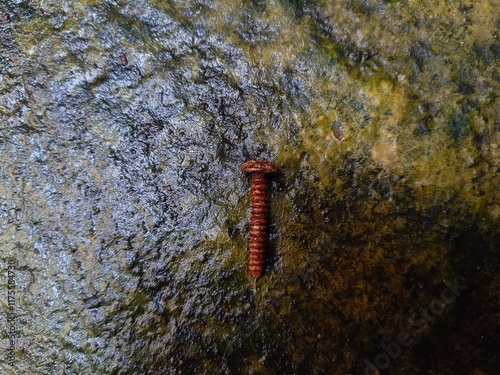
[241,160,278,278]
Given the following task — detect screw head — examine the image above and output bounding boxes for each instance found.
[241,160,278,173]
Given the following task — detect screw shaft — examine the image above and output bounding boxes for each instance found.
[248,172,270,278]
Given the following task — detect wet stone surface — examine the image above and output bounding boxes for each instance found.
[0,0,499,374]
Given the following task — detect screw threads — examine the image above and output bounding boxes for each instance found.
[241,160,278,279]
[249,173,269,278]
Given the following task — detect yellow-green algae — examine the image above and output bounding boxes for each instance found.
[195,0,499,373]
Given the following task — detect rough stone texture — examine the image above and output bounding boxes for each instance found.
[0,0,498,374]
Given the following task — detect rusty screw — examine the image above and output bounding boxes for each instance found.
[241,160,278,278]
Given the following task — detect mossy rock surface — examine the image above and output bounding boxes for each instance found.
[0,0,498,374]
